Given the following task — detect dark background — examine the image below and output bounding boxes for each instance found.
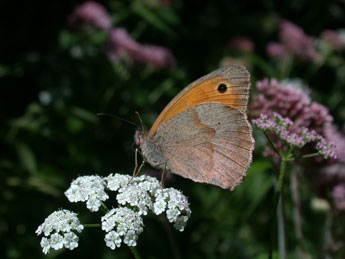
[1,0,345,258]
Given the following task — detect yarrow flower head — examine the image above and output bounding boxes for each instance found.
[252,113,337,159]
[68,1,112,31]
[65,175,109,212]
[38,173,191,253]
[154,188,191,231]
[36,209,84,254]
[102,207,144,249]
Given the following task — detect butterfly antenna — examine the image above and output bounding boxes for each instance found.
[97,113,137,128]
[135,111,144,130]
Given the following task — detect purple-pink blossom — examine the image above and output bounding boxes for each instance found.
[227,37,254,53]
[252,113,337,159]
[106,28,176,69]
[68,1,112,31]
[266,42,289,60]
[279,20,317,61]
[250,78,345,162]
[250,79,332,135]
[321,29,345,51]
[332,184,345,211]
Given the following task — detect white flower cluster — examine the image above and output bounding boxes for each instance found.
[65,175,109,212]
[107,174,161,215]
[36,209,84,254]
[103,174,191,246]
[38,173,191,254]
[154,188,192,231]
[102,207,144,249]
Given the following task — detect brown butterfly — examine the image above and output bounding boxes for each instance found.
[135,65,255,190]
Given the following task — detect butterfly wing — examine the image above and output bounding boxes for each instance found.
[149,65,250,137]
[151,102,254,190]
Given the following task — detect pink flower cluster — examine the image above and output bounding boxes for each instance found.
[267,20,317,61]
[68,1,176,69]
[251,78,345,162]
[250,79,332,134]
[227,37,254,53]
[321,29,345,51]
[332,184,345,211]
[252,113,337,159]
[106,28,176,69]
[68,1,112,31]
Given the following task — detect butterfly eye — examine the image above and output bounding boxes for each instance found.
[139,140,142,145]
[217,83,227,93]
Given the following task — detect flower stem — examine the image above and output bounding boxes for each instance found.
[130,246,142,259]
[264,131,282,157]
[101,201,109,212]
[83,224,101,227]
[269,158,288,259]
[295,152,320,160]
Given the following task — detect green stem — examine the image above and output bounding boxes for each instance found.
[101,201,109,212]
[295,152,320,160]
[83,224,101,227]
[130,246,142,259]
[264,131,282,157]
[269,158,288,259]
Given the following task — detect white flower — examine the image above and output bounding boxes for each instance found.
[116,185,153,215]
[105,231,122,250]
[153,188,191,231]
[105,173,131,191]
[36,209,84,254]
[63,232,79,250]
[50,233,64,250]
[101,207,144,250]
[40,237,50,254]
[65,175,108,212]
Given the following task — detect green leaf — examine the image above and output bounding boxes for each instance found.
[15,143,37,175]
[131,2,176,38]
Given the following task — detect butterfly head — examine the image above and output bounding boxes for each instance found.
[134,129,146,147]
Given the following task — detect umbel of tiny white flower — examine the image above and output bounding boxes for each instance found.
[106,173,191,231]
[102,207,144,249]
[65,175,109,212]
[154,188,191,231]
[38,173,192,254]
[36,209,84,254]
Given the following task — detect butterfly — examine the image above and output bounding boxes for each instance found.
[135,65,255,190]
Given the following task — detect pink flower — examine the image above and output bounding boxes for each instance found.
[278,20,317,61]
[250,79,332,135]
[266,42,288,60]
[332,184,345,211]
[227,37,254,53]
[136,45,176,69]
[250,78,345,162]
[252,113,337,159]
[324,125,345,163]
[321,29,345,51]
[68,1,112,31]
[106,28,176,69]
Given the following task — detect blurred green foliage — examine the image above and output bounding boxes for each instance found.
[1,0,345,258]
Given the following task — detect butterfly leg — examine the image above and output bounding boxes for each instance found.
[132,148,139,177]
[129,148,146,185]
[159,163,168,196]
